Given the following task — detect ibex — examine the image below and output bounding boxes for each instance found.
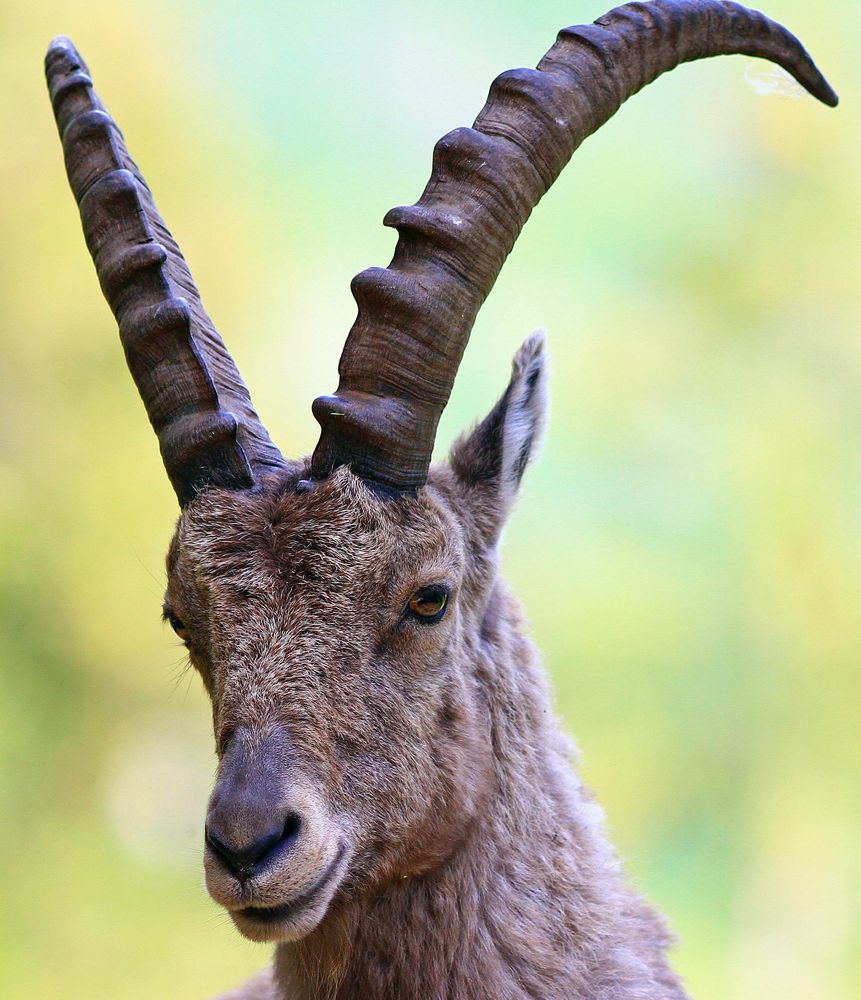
[46,2,836,997]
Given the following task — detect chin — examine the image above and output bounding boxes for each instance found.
[229,898,332,943]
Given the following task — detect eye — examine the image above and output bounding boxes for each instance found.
[406,585,449,624]
[165,612,191,644]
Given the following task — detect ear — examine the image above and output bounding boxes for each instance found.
[449,330,548,510]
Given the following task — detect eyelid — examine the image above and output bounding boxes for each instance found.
[395,577,452,604]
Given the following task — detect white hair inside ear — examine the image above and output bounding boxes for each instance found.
[447,329,549,547]
[500,329,549,492]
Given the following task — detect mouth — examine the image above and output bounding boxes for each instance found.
[234,841,348,928]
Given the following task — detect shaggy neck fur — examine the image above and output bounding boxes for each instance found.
[271,586,686,1000]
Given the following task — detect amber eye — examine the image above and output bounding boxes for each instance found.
[166,613,191,644]
[406,586,449,623]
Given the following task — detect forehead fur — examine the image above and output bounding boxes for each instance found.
[168,466,464,600]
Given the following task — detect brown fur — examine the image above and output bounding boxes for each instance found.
[165,336,687,998]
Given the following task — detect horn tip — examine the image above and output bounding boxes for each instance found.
[46,35,81,65]
[820,82,839,109]
[45,35,92,87]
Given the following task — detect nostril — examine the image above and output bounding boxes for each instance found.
[205,826,249,874]
[282,812,301,846]
[205,813,303,880]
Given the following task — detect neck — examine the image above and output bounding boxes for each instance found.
[273,590,684,1000]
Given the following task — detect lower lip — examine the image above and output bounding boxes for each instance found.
[237,843,347,924]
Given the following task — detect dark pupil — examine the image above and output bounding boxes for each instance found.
[170,615,187,635]
[412,589,446,617]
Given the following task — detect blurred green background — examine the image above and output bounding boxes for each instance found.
[1,1,858,996]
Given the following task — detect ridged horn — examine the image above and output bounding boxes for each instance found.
[46,36,286,506]
[311,0,837,494]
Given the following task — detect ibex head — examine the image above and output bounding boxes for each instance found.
[47,0,835,948]
[160,339,546,941]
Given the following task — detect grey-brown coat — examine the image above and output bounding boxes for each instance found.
[46,3,836,998]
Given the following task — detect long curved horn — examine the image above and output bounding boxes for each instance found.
[46,37,286,506]
[311,0,837,494]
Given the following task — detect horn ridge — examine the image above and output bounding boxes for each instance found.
[311,0,837,494]
[46,36,285,505]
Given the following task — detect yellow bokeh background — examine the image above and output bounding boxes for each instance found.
[1,1,858,997]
